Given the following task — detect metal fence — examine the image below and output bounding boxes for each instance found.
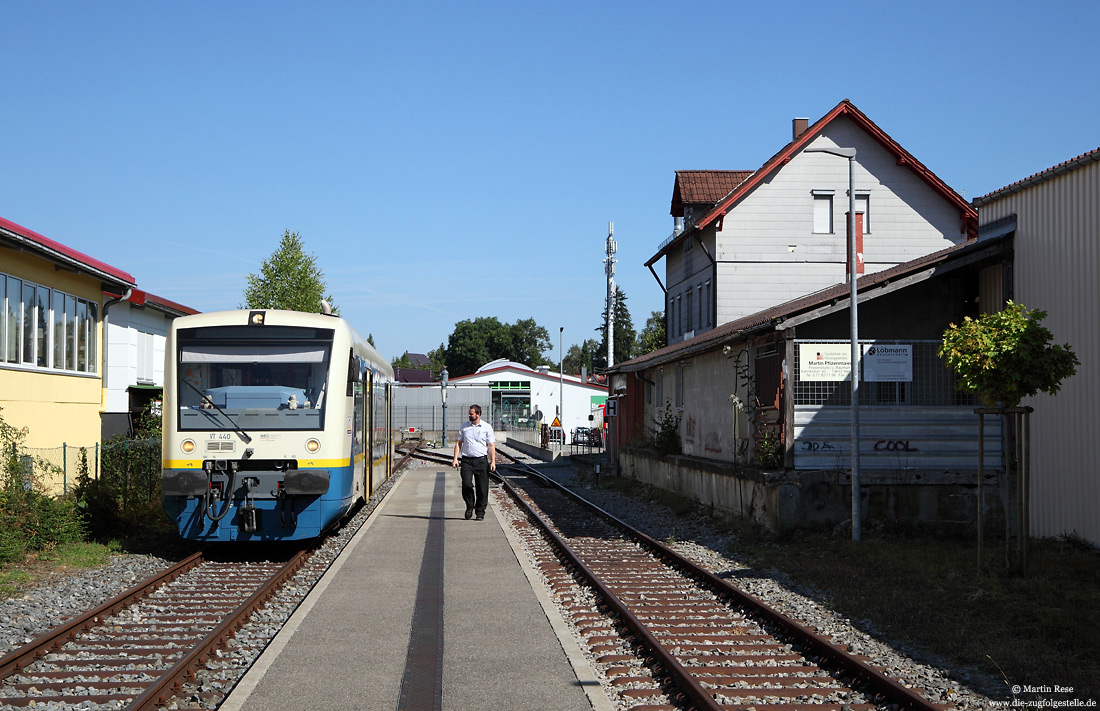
[391,384,493,438]
[13,437,163,496]
[15,444,100,495]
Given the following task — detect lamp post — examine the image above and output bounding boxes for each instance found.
[559,327,564,451]
[441,367,448,447]
[805,145,862,541]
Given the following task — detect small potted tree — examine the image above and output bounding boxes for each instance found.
[939,301,1078,570]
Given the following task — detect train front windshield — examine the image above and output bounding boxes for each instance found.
[176,325,335,432]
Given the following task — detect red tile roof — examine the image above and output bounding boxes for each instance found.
[0,215,135,286]
[648,99,978,266]
[671,170,754,215]
[972,146,1100,206]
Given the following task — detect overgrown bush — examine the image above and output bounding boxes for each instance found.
[74,407,167,540]
[0,407,85,565]
[755,426,784,469]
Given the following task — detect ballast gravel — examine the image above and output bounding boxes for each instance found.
[0,554,174,657]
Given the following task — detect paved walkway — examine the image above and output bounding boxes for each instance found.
[222,465,610,711]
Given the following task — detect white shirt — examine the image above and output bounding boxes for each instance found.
[458,420,495,458]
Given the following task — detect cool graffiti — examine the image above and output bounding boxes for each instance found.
[800,440,920,452]
[874,440,919,452]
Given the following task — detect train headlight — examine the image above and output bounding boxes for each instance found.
[181,439,196,454]
[305,438,321,453]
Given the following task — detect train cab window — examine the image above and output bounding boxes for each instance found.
[176,327,334,432]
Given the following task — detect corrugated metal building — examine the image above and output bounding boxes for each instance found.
[973,147,1100,545]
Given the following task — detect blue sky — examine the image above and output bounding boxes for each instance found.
[3,1,1098,366]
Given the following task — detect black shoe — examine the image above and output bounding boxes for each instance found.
[475,513,485,520]
[464,508,473,520]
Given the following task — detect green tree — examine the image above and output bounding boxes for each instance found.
[595,286,636,368]
[442,317,551,376]
[940,301,1078,571]
[508,317,552,367]
[427,343,447,377]
[242,230,337,313]
[562,339,600,375]
[637,310,666,354]
[939,301,1078,406]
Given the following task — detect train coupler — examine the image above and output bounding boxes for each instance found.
[238,503,259,532]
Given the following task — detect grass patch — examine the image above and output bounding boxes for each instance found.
[0,569,33,597]
[728,532,1099,701]
[37,540,122,567]
[0,541,123,599]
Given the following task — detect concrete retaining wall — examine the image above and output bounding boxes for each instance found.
[618,449,1007,534]
[505,438,561,462]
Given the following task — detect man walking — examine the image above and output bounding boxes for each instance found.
[451,404,496,520]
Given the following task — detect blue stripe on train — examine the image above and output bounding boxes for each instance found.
[163,463,357,542]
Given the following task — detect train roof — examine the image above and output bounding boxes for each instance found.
[171,309,393,378]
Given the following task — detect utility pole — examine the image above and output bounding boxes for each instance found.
[605,221,617,367]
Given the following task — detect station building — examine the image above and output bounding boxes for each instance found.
[609,100,1014,532]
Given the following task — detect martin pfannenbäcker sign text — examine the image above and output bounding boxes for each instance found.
[800,344,852,381]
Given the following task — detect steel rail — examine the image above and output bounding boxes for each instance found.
[498,457,943,711]
[395,445,449,467]
[127,549,312,711]
[394,441,434,468]
[495,470,724,711]
[0,551,204,679]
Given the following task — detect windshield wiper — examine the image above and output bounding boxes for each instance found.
[179,378,253,444]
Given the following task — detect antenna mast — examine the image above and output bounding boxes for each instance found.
[604,221,617,367]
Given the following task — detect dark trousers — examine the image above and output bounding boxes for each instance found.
[460,456,489,515]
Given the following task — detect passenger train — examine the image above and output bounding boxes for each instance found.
[161,308,393,542]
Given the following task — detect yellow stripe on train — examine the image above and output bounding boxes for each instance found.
[162,458,353,469]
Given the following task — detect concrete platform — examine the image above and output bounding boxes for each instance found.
[222,466,610,711]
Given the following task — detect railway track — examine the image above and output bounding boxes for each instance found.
[493,454,946,711]
[0,447,424,711]
[0,551,308,709]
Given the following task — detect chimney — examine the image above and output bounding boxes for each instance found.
[793,117,809,140]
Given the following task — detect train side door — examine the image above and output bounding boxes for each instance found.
[367,369,375,495]
[385,381,392,479]
[350,354,367,499]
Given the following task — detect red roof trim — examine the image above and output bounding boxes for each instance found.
[0,216,135,286]
[648,100,978,265]
[449,365,606,389]
[138,290,200,316]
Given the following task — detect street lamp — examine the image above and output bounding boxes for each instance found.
[559,327,564,451]
[805,145,862,541]
[441,367,448,447]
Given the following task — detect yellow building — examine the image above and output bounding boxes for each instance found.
[1,216,136,491]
